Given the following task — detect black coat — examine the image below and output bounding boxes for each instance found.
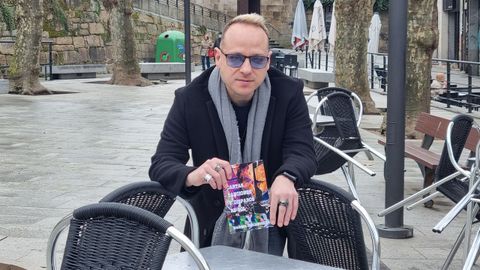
[149,67,316,247]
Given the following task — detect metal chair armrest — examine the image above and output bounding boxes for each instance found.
[432,179,480,233]
[166,226,210,270]
[314,137,376,176]
[46,213,72,270]
[176,196,200,248]
[350,92,363,127]
[361,142,386,161]
[351,200,380,270]
[446,122,472,178]
[305,91,319,104]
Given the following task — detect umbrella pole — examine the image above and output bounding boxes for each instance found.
[325,47,329,71]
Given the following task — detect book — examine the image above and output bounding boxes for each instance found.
[223,160,272,233]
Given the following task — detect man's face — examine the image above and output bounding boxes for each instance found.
[214,23,271,105]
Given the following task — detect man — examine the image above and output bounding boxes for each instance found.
[149,13,316,255]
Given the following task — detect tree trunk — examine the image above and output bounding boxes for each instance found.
[8,0,49,95]
[334,0,377,114]
[104,0,151,86]
[405,0,438,138]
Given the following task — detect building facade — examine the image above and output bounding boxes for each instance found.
[438,0,479,71]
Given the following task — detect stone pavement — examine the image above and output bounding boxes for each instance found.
[1,72,480,269]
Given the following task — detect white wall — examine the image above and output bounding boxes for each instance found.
[435,0,449,59]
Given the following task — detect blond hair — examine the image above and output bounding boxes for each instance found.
[435,72,445,82]
[221,13,269,47]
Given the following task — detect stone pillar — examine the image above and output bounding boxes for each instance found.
[467,0,479,75]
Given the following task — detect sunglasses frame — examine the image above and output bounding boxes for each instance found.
[217,48,270,69]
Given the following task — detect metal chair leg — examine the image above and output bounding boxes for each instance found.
[406,191,441,210]
[378,171,462,217]
[442,224,466,270]
[463,228,480,270]
[341,165,360,201]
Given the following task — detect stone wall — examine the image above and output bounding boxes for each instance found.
[0,1,217,67]
[191,0,295,47]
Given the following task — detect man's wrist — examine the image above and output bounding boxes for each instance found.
[281,171,297,184]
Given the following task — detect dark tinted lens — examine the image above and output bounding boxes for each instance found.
[226,54,246,68]
[250,56,268,69]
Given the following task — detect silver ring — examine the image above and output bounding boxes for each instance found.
[278,200,289,207]
[203,173,213,183]
[214,164,222,172]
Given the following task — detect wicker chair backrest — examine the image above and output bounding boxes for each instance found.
[314,92,363,174]
[61,203,172,270]
[100,181,176,218]
[436,115,476,205]
[289,180,369,270]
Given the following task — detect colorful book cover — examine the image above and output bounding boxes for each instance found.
[223,160,271,233]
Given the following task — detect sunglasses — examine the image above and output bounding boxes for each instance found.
[218,48,269,69]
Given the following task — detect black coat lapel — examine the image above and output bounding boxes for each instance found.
[206,100,229,160]
[261,96,276,163]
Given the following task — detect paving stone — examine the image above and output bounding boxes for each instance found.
[2,73,480,269]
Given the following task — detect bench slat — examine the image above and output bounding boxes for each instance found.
[415,112,450,140]
[465,128,480,152]
[404,143,439,168]
[378,138,439,168]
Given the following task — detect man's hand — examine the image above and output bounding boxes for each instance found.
[185,158,231,190]
[269,175,298,227]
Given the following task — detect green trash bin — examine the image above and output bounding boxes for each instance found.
[155,30,185,63]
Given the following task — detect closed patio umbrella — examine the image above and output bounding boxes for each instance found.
[327,4,336,51]
[308,0,327,52]
[368,12,382,54]
[291,0,308,50]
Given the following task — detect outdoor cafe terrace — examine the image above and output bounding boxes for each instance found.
[1,70,480,269]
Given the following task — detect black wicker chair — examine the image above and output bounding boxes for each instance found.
[60,203,209,270]
[47,181,201,270]
[378,115,480,269]
[379,115,477,218]
[288,179,380,270]
[309,90,385,199]
[306,87,363,127]
[99,181,176,217]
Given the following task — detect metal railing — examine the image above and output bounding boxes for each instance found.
[304,45,334,71]
[0,39,53,80]
[367,53,480,113]
[369,52,388,91]
[134,0,232,32]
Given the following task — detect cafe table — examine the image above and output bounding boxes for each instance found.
[162,245,342,270]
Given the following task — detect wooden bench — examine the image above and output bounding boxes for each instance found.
[378,112,480,189]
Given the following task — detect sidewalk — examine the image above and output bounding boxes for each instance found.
[0,73,480,269]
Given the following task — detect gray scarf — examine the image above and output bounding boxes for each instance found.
[208,67,271,253]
